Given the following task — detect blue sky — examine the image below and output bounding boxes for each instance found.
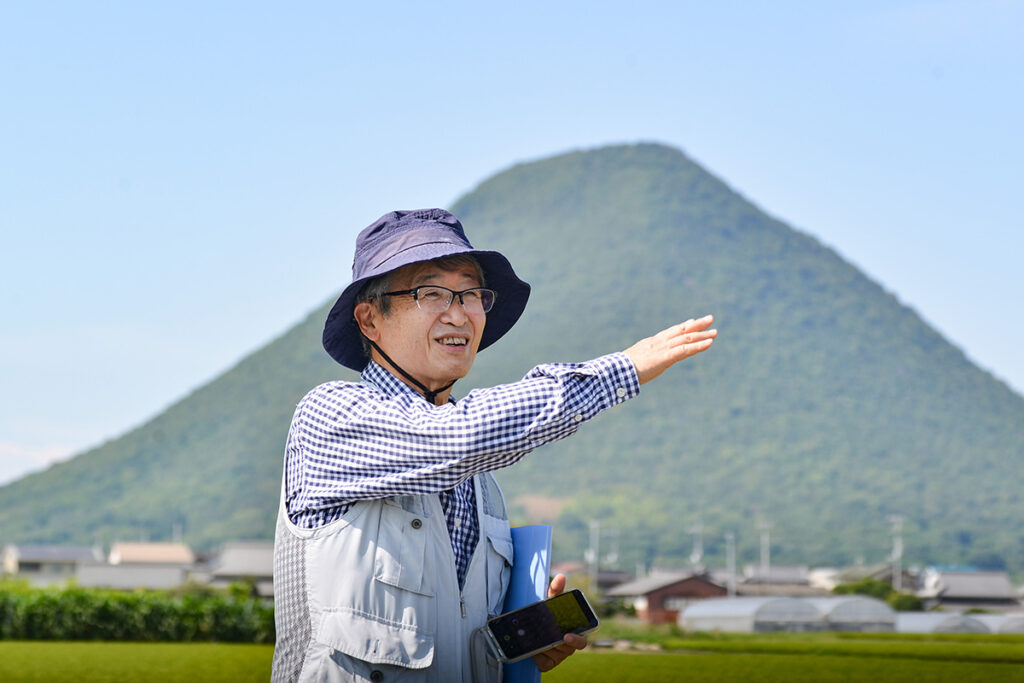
[2,1,1022,486]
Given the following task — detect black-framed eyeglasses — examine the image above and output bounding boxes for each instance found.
[380,285,497,314]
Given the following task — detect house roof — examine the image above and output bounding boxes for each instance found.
[4,544,102,563]
[742,565,810,585]
[735,583,830,597]
[922,570,1018,601]
[606,572,721,597]
[108,542,195,565]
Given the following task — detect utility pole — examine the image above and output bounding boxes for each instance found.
[758,518,772,578]
[725,532,736,597]
[889,515,904,592]
[688,518,704,569]
[605,526,619,567]
[585,520,600,591]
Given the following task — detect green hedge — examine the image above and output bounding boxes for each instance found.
[0,581,274,643]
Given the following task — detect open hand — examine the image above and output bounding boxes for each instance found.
[623,315,717,385]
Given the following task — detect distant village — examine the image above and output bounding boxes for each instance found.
[4,539,1023,635]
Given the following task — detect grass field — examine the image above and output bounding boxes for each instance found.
[2,633,1023,682]
[0,642,273,682]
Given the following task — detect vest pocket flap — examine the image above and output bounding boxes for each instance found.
[373,503,433,596]
[487,534,514,565]
[318,609,435,669]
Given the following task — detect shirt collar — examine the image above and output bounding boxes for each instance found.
[361,360,457,404]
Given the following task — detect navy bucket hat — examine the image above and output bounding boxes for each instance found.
[323,208,531,371]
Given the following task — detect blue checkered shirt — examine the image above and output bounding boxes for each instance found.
[284,353,639,586]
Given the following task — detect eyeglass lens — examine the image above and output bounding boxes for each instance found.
[416,286,495,314]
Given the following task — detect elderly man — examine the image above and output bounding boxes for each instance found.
[272,209,716,682]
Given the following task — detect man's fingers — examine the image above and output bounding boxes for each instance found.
[547,573,566,598]
[563,633,587,649]
[623,314,717,385]
[680,314,714,332]
[532,637,583,672]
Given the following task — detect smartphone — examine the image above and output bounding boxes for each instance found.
[484,589,600,663]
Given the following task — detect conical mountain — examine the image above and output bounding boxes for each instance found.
[2,143,1021,573]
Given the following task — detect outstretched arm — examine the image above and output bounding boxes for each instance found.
[623,314,717,384]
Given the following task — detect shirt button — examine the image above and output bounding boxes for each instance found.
[616,387,627,397]
[370,671,384,683]
[410,518,423,530]
[573,414,583,422]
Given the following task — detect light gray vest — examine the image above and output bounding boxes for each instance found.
[272,473,513,683]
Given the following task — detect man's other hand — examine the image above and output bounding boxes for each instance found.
[623,314,717,385]
[532,573,588,672]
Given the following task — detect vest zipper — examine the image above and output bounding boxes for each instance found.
[460,592,467,618]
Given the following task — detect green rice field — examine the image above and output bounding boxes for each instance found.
[1,632,1023,682]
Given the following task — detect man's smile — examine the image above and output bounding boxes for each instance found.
[437,335,469,347]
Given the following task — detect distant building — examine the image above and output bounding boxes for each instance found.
[76,562,191,590]
[77,541,196,591]
[606,572,727,624]
[1,544,103,586]
[108,542,195,566]
[828,562,919,592]
[204,541,274,598]
[918,568,1020,613]
[705,565,829,598]
[742,564,810,585]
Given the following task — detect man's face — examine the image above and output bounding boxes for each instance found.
[368,260,487,391]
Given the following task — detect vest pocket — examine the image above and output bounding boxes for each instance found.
[316,608,435,672]
[485,532,514,617]
[373,501,434,596]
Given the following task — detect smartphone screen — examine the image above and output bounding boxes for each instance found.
[486,589,599,662]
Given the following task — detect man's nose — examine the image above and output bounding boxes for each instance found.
[439,297,470,323]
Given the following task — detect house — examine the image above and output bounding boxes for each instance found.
[918,568,1020,613]
[826,562,919,592]
[204,541,274,598]
[1,544,103,586]
[606,572,727,624]
[77,541,196,591]
[707,565,829,598]
[108,542,195,565]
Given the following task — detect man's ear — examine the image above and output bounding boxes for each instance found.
[353,301,381,342]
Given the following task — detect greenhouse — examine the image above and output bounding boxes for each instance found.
[680,597,824,633]
[895,612,988,633]
[805,596,896,632]
[972,614,1024,634]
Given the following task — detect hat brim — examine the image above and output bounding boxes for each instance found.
[323,243,530,371]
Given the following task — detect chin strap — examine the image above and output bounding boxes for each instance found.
[366,338,456,405]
